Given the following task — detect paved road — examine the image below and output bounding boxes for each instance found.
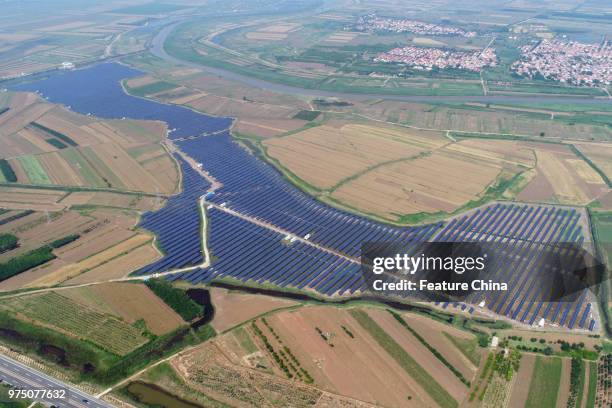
[151,22,612,105]
[0,354,111,408]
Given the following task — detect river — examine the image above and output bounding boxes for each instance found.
[151,22,612,106]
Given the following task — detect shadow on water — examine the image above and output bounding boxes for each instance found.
[209,281,452,317]
[125,381,204,408]
[186,288,214,329]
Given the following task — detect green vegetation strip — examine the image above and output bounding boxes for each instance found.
[525,356,562,408]
[570,145,611,187]
[17,156,51,185]
[0,159,17,182]
[0,246,56,282]
[45,138,68,149]
[292,110,321,121]
[31,122,77,146]
[568,357,586,408]
[128,81,177,97]
[0,211,34,226]
[0,232,82,281]
[442,332,481,366]
[349,309,457,408]
[586,361,597,408]
[50,234,79,249]
[0,233,18,253]
[387,309,470,386]
[145,279,203,321]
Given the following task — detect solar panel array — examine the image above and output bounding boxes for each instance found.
[16,62,595,332]
[137,156,210,273]
[165,208,366,296]
[177,135,437,258]
[12,63,233,139]
[434,204,596,331]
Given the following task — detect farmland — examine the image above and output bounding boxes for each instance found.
[0,208,160,290]
[0,291,149,355]
[260,119,608,221]
[0,91,180,195]
[524,356,564,407]
[118,295,603,408]
[11,62,600,334]
[0,55,606,407]
[121,304,493,408]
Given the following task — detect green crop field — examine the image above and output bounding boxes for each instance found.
[17,155,50,185]
[525,356,563,408]
[1,292,148,355]
[59,149,105,187]
[442,332,481,366]
[234,327,257,354]
[349,309,457,408]
[586,361,597,408]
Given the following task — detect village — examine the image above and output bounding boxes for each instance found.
[512,39,612,86]
[353,14,477,37]
[374,45,497,72]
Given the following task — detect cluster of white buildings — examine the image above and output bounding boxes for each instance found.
[512,39,612,86]
[374,46,497,72]
[354,15,476,37]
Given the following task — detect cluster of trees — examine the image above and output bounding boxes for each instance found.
[559,340,586,351]
[341,325,354,339]
[0,233,18,253]
[0,234,85,282]
[251,322,293,379]
[50,234,80,249]
[566,357,584,408]
[0,246,56,282]
[254,320,314,383]
[31,123,77,146]
[493,349,522,381]
[514,343,554,355]
[145,279,202,321]
[0,159,17,182]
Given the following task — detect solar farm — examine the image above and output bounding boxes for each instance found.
[13,63,601,333]
[137,134,599,333]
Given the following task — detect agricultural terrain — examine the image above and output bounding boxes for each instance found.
[115,289,607,408]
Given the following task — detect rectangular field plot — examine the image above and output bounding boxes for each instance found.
[0,291,148,355]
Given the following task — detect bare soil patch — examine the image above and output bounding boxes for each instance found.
[210,288,298,333]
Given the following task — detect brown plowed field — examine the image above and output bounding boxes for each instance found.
[556,358,571,408]
[88,282,184,335]
[0,92,178,195]
[25,234,152,287]
[210,288,298,333]
[400,312,479,380]
[64,244,160,284]
[235,118,308,138]
[573,142,612,181]
[60,191,164,211]
[366,308,468,401]
[263,306,440,407]
[508,353,536,408]
[519,146,607,204]
[0,209,156,291]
